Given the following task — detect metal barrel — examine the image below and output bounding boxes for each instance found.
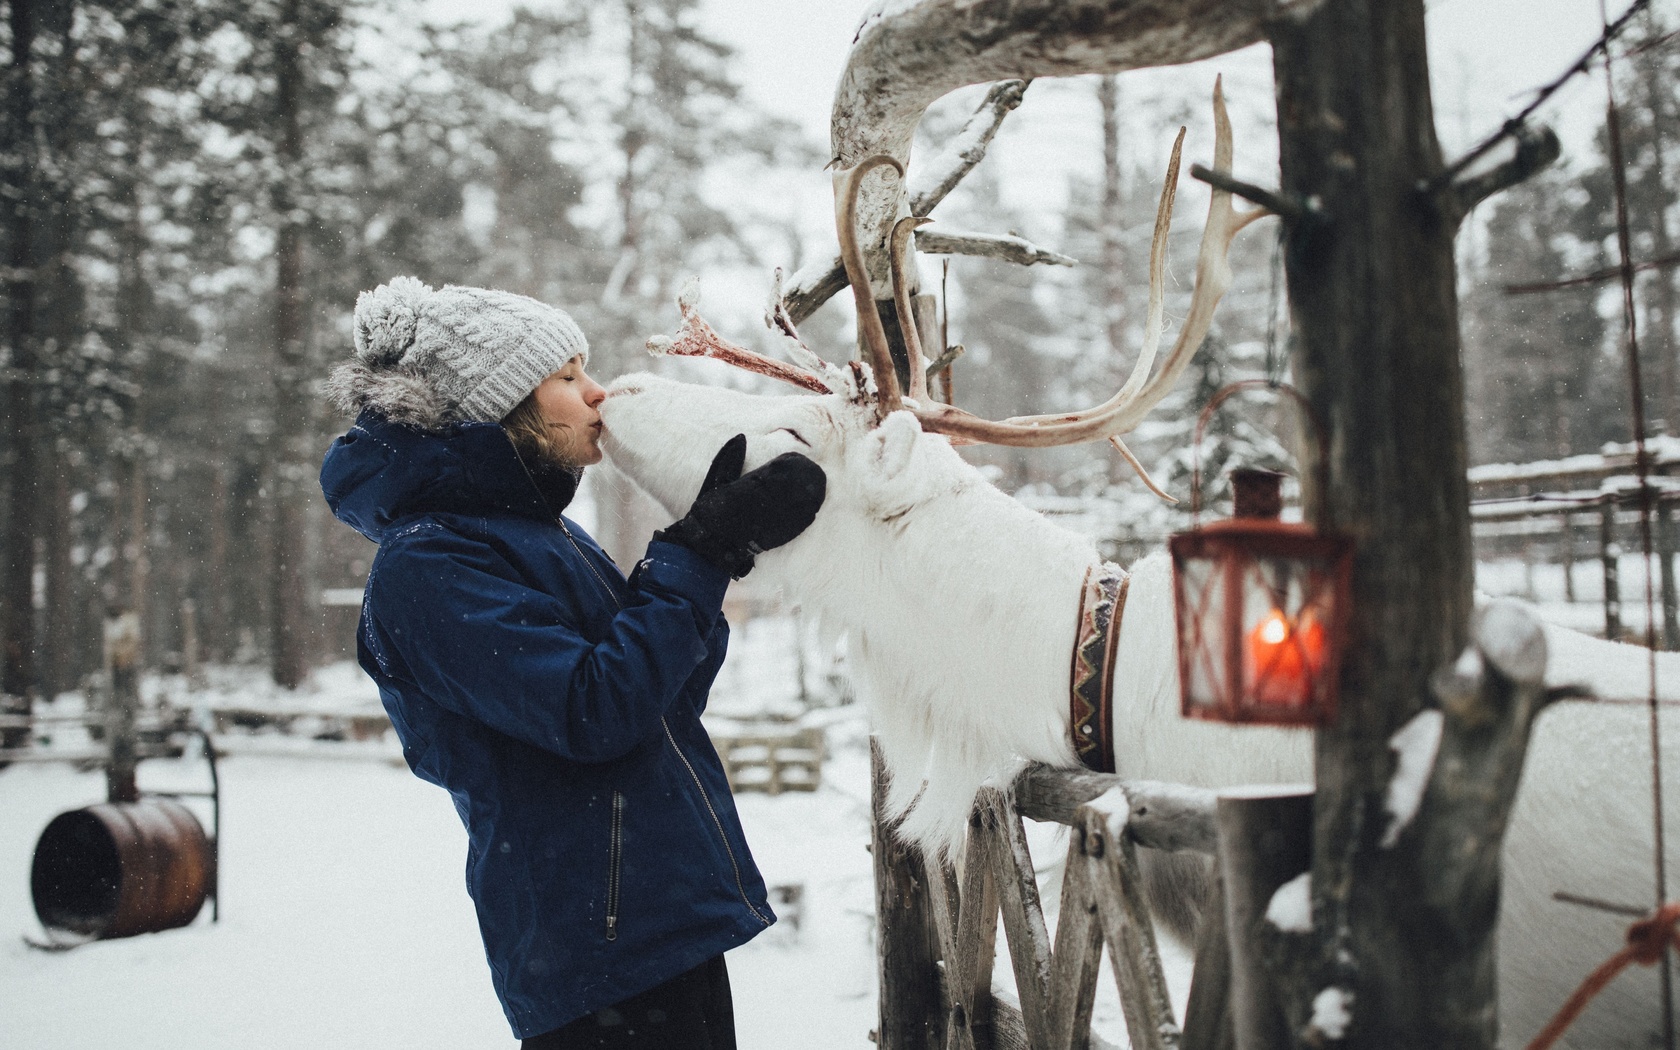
[30,798,214,939]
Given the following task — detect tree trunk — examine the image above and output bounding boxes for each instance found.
[270,0,312,688]
[209,466,232,662]
[42,450,76,698]
[1637,23,1679,433]
[871,739,944,1050]
[2,0,40,722]
[1270,2,1481,1044]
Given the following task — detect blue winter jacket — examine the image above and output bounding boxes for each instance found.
[320,412,774,1039]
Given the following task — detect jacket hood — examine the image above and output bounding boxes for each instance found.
[321,411,573,543]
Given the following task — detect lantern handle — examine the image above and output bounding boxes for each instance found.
[1190,379,1331,526]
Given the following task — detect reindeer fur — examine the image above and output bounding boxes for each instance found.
[604,369,1680,1046]
[603,373,1311,853]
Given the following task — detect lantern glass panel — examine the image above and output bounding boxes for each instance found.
[1175,552,1233,715]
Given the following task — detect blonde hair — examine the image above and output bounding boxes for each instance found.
[501,391,584,470]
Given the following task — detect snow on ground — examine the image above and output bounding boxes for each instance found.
[0,716,881,1049]
[22,557,1669,1049]
[0,601,1196,1049]
[0,611,888,1049]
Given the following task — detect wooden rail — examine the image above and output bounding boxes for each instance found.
[1469,486,1680,646]
[875,755,1223,1050]
[715,726,823,795]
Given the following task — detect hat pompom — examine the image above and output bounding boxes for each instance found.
[353,276,431,367]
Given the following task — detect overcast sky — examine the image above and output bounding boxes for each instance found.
[418,0,1629,154]
[409,0,1657,314]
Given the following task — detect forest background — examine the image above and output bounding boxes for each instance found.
[1,0,1675,705]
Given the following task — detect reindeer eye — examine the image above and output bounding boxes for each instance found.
[775,428,811,448]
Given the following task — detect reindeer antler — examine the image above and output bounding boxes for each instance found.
[647,280,833,394]
[890,78,1268,462]
[837,155,911,421]
[649,78,1261,507]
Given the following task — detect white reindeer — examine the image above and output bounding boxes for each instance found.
[600,86,1679,1049]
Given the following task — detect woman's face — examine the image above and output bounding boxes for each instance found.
[532,357,607,465]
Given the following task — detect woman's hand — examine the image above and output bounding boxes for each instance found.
[653,434,827,578]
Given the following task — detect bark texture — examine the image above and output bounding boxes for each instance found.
[3,0,40,713]
[1270,1,1481,1044]
[269,0,312,689]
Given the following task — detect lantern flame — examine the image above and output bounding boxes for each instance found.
[1247,607,1325,708]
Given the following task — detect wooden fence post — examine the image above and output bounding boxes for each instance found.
[870,738,944,1050]
[1180,867,1236,1050]
[103,609,142,803]
[1215,789,1313,1050]
[1601,498,1623,641]
[1657,497,1678,649]
[1561,510,1577,604]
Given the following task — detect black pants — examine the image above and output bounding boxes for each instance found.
[522,955,736,1050]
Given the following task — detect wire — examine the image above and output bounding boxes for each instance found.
[1597,0,1675,1041]
[1421,0,1652,195]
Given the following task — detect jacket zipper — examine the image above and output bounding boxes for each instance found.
[606,790,624,941]
[524,460,759,929]
[557,518,632,612]
[663,719,772,927]
[542,494,634,943]
[508,443,629,608]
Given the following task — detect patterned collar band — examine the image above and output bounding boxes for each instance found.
[1070,562,1130,774]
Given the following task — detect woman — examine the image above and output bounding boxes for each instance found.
[319,277,825,1048]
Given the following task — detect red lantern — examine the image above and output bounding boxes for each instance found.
[1170,384,1353,727]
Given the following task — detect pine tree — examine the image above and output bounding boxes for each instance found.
[200,0,356,687]
[1461,164,1612,465]
[1571,6,1680,439]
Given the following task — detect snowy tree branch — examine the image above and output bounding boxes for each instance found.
[782,80,1030,324]
[914,228,1076,267]
[830,0,1304,289]
[906,79,1028,216]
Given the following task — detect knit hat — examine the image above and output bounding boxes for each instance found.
[325,276,589,430]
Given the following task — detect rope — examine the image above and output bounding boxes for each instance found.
[1525,903,1680,1050]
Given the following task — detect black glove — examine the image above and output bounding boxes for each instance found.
[653,434,827,579]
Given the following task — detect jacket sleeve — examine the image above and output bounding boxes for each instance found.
[365,525,730,762]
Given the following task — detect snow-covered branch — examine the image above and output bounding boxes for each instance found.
[830,0,1293,278]
[914,228,1076,267]
[906,79,1028,216]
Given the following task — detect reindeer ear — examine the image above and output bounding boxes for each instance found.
[871,410,922,480]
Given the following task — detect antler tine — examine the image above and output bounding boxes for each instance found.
[889,215,934,403]
[647,281,833,394]
[768,268,851,388]
[838,155,907,420]
[1105,75,1269,431]
[997,124,1183,428]
[911,77,1267,457]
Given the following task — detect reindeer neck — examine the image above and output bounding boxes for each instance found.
[865,473,1099,706]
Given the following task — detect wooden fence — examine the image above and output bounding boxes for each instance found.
[715,726,824,795]
[1471,485,1680,646]
[874,750,1227,1050]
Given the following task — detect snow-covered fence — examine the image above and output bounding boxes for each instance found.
[873,754,1223,1050]
[1470,455,1680,645]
